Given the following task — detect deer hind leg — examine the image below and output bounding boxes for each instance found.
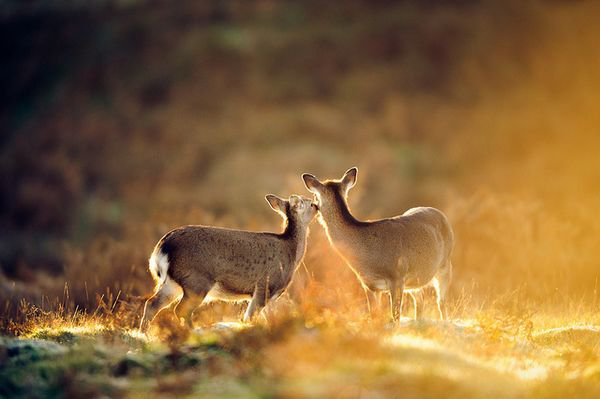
[140,278,183,332]
[432,260,453,320]
[173,275,213,329]
[174,289,210,329]
[408,290,424,320]
[364,288,382,318]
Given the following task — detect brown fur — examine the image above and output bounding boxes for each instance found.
[140,195,317,331]
[303,167,454,322]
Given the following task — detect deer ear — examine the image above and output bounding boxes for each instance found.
[265,194,287,215]
[341,167,358,189]
[302,173,323,193]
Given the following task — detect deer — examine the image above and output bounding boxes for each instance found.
[139,194,318,332]
[302,167,454,322]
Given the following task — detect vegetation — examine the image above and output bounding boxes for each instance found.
[1,1,599,398]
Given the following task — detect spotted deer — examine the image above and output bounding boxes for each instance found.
[139,194,318,332]
[302,167,454,322]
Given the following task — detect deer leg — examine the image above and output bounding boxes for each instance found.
[389,279,405,323]
[364,288,382,317]
[432,260,453,320]
[243,282,267,323]
[409,290,424,320]
[174,288,210,329]
[140,278,183,332]
[173,275,213,329]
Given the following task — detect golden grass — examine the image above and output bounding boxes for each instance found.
[3,297,599,399]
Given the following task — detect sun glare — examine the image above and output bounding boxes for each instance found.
[25,322,108,339]
[385,320,555,384]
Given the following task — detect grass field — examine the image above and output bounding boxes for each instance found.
[2,302,600,398]
[1,1,600,398]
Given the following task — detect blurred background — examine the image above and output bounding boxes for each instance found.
[1,0,599,323]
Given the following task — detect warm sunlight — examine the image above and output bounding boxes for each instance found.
[2,1,600,398]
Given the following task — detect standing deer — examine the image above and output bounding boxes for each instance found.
[140,194,318,332]
[302,167,454,322]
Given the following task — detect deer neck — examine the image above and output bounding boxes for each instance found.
[319,191,361,246]
[282,216,309,266]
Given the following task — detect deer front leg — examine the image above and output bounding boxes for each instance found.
[243,282,267,323]
[389,279,405,323]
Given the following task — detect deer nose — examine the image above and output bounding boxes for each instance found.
[312,203,319,211]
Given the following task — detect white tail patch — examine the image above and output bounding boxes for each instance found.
[149,248,169,289]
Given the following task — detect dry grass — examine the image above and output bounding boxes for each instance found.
[1,297,599,398]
